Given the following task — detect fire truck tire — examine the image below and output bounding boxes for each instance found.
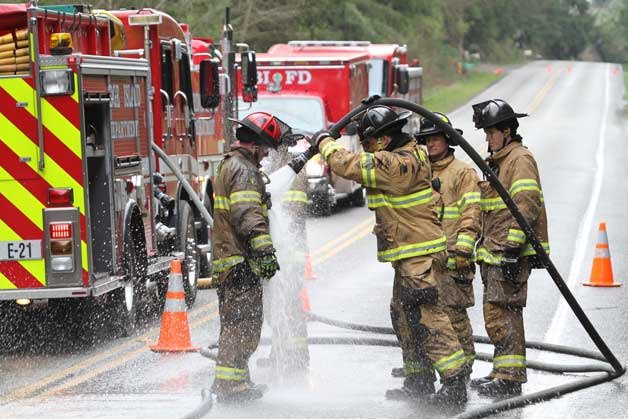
[311,192,332,217]
[178,201,199,308]
[198,192,213,278]
[110,227,147,337]
[351,187,366,207]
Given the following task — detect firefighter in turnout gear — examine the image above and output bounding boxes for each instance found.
[414,112,481,380]
[313,105,468,405]
[210,112,290,402]
[470,99,549,396]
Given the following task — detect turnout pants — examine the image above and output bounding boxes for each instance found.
[213,263,264,394]
[440,268,476,373]
[480,260,530,382]
[390,253,466,384]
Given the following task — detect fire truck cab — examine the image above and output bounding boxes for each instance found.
[0,4,215,336]
[269,41,424,131]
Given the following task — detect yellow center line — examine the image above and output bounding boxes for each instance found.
[5,215,376,403]
[526,69,561,114]
[38,311,219,398]
[310,216,373,259]
[313,220,375,265]
[1,301,217,403]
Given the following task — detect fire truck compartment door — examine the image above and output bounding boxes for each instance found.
[0,77,39,181]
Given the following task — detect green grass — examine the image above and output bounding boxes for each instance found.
[423,70,504,114]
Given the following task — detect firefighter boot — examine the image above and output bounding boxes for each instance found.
[214,382,268,404]
[385,374,435,400]
[476,378,522,397]
[390,367,405,378]
[469,376,493,389]
[429,374,468,406]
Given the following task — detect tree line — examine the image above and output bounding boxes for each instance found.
[39,0,628,79]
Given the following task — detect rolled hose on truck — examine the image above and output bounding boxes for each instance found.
[186,98,625,419]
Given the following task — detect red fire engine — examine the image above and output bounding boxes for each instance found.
[268,40,423,106]
[0,3,219,335]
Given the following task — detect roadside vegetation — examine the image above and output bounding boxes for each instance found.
[423,69,503,113]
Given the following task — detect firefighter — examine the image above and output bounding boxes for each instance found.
[258,137,310,373]
[312,106,468,405]
[414,112,481,380]
[470,99,549,396]
[210,112,288,402]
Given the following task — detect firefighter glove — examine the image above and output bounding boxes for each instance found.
[288,147,317,174]
[261,191,272,210]
[249,252,280,279]
[501,248,521,282]
[311,130,334,149]
[455,253,473,271]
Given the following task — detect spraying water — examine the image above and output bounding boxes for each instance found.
[263,162,310,380]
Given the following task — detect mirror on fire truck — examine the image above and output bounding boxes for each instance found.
[241,51,257,88]
[396,65,410,95]
[241,50,258,103]
[200,59,220,109]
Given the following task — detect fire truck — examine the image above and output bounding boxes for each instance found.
[244,41,423,215]
[0,3,221,335]
[268,41,423,105]
[236,51,370,215]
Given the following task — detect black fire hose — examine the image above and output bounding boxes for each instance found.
[308,313,608,362]
[323,97,624,418]
[180,389,213,419]
[190,98,625,419]
[328,97,623,375]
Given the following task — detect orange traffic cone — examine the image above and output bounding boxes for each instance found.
[300,286,311,318]
[583,222,621,287]
[150,259,199,352]
[304,252,316,280]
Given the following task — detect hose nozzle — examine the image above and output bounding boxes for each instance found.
[288,146,317,174]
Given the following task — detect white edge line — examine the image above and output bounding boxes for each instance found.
[544,63,610,344]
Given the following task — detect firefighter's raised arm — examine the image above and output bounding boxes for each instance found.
[316,106,431,195]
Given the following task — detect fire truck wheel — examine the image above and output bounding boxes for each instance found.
[178,201,199,308]
[198,192,213,278]
[351,187,366,207]
[311,192,332,217]
[110,228,146,337]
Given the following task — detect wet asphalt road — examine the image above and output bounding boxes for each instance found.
[1,60,627,418]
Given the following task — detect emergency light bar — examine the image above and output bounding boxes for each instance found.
[128,13,162,26]
[288,41,371,47]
